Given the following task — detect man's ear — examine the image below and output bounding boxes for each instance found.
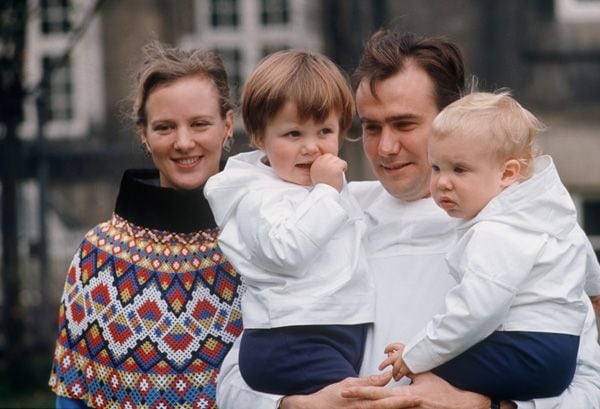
[501,159,521,188]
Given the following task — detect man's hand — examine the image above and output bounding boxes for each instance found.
[341,372,491,409]
[279,373,394,409]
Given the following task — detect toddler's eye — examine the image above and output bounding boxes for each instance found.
[319,128,333,136]
[431,164,440,172]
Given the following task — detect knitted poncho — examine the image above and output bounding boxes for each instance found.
[49,169,245,408]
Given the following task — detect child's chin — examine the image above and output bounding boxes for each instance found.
[285,178,312,186]
[446,210,465,219]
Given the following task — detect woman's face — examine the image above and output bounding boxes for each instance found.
[141,76,233,190]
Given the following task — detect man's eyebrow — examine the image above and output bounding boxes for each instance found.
[359,114,421,124]
[385,114,420,123]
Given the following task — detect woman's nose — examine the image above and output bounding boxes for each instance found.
[173,127,195,150]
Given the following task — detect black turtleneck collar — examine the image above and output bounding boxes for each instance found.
[114,169,217,233]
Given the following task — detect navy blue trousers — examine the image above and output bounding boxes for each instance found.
[432,331,579,401]
[239,324,369,395]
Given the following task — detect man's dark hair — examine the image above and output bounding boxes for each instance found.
[353,30,466,110]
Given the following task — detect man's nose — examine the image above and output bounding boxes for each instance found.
[378,127,400,156]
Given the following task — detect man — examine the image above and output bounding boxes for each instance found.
[216,30,600,409]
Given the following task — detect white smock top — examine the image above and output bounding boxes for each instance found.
[403,155,600,373]
[215,172,600,409]
[204,150,374,329]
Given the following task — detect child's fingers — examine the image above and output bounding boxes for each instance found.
[392,360,409,381]
[312,155,346,175]
[327,157,347,173]
[392,360,402,380]
[392,366,401,381]
[383,343,403,354]
[378,355,395,371]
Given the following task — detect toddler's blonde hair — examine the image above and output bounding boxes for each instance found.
[431,90,544,179]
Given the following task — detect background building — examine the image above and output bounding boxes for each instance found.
[1,0,599,404]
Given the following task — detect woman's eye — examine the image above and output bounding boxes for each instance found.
[192,121,209,128]
[153,124,173,133]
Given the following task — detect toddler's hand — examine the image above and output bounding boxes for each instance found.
[379,342,411,381]
[310,153,347,192]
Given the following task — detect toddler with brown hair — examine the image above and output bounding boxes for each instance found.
[205,50,374,395]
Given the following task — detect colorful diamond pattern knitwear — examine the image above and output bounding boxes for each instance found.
[49,213,244,409]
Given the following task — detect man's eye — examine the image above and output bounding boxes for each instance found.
[393,122,417,131]
[362,124,380,134]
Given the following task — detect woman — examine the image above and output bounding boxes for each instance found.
[48,42,244,408]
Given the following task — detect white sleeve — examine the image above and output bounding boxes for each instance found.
[402,226,541,373]
[216,336,282,409]
[402,269,517,372]
[236,184,348,277]
[513,297,600,409]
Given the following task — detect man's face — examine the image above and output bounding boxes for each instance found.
[356,63,440,201]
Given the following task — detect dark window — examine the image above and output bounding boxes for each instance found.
[260,0,289,25]
[211,0,239,27]
[42,56,74,121]
[41,0,71,34]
